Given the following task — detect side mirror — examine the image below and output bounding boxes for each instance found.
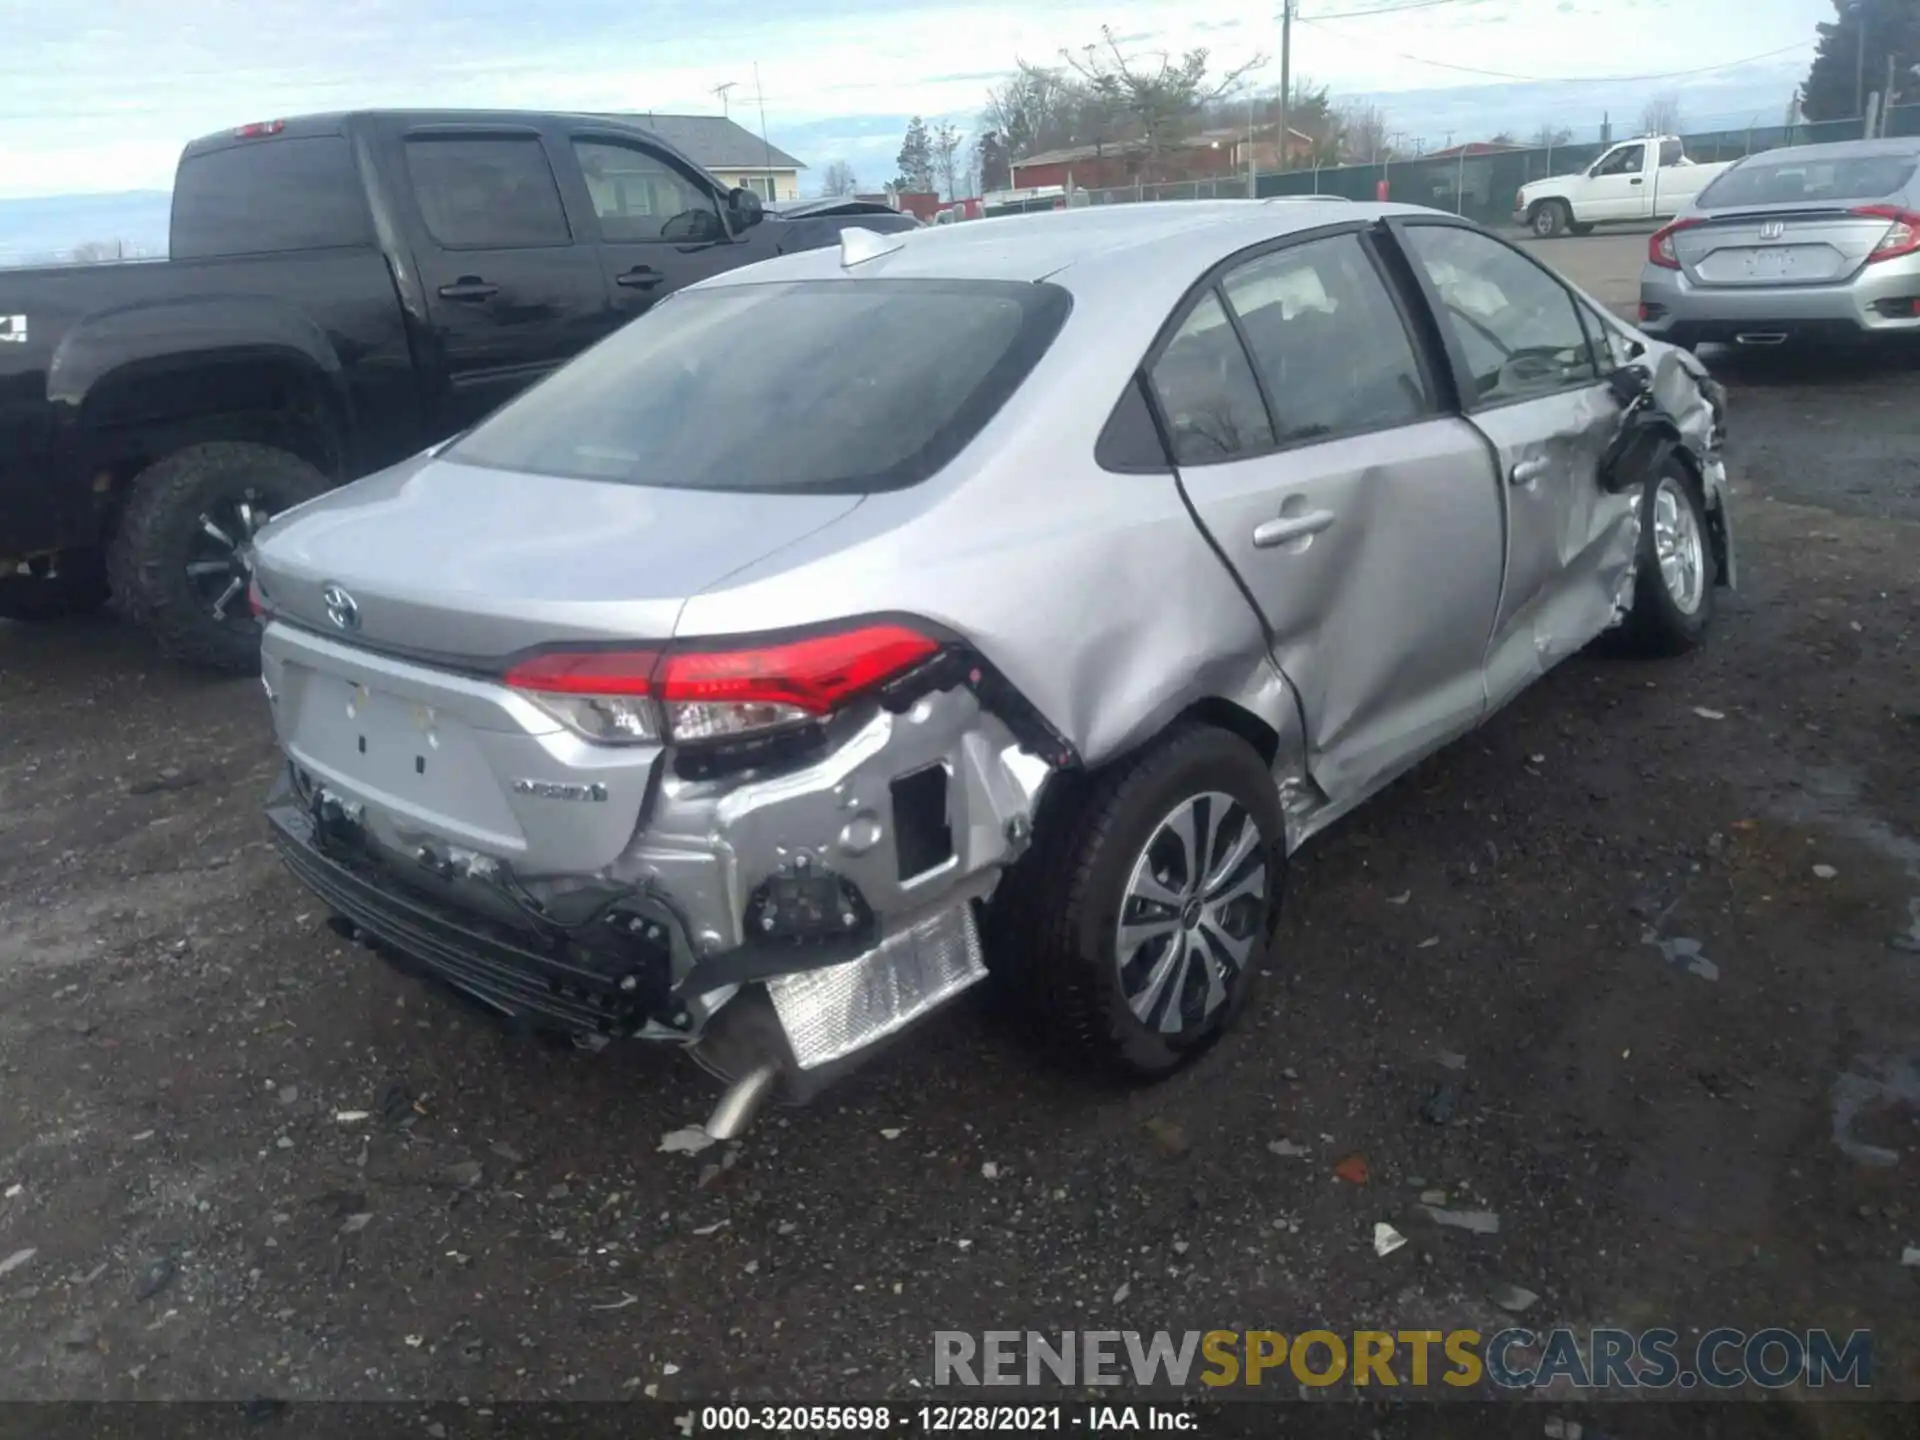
[727,186,766,231]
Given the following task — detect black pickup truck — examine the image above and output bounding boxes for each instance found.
[0,109,863,669]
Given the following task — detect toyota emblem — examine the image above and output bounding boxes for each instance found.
[321,583,360,632]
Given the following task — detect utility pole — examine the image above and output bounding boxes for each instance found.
[712,81,737,118]
[1887,52,1899,135]
[1855,6,1867,119]
[1277,1,1293,175]
[754,63,774,193]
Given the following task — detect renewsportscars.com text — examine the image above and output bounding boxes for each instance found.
[933,1328,1874,1391]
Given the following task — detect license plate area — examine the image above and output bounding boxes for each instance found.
[284,667,524,852]
[1743,247,1795,277]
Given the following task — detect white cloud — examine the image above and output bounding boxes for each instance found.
[0,0,1830,199]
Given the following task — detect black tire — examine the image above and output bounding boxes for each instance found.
[987,725,1286,1078]
[1609,457,1717,657]
[108,442,331,673]
[0,555,109,622]
[1530,201,1570,238]
[1569,222,1596,237]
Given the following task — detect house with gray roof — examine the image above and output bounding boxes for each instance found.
[601,113,808,201]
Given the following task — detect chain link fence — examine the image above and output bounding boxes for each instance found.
[1068,105,1920,229]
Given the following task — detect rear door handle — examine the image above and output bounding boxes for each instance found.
[615,266,666,290]
[436,278,499,301]
[1510,457,1552,486]
[1251,509,1337,549]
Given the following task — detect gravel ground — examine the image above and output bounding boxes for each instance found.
[2,239,1917,1418]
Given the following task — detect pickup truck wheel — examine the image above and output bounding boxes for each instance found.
[1610,459,1717,657]
[109,442,331,673]
[1529,201,1570,238]
[986,726,1285,1079]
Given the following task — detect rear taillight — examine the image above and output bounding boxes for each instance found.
[504,624,942,746]
[1648,217,1699,270]
[1852,205,1920,263]
[247,576,270,619]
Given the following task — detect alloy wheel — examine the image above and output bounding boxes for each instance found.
[1114,791,1268,1035]
[1652,476,1705,615]
[184,490,270,624]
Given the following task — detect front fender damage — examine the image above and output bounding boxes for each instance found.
[1600,345,1737,626]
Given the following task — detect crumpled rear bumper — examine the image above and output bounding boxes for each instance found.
[266,670,1062,1122]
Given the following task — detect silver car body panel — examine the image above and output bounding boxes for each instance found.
[1639,138,1920,341]
[253,199,1728,1124]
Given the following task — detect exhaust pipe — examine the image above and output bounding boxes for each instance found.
[703,1060,781,1141]
[1734,332,1788,346]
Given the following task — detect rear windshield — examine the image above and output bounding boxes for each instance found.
[1697,153,1919,209]
[171,136,373,258]
[449,279,1071,493]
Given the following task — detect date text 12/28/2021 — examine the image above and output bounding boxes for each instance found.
[698,1405,1199,1432]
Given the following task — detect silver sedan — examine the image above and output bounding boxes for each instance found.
[1640,137,1920,349]
[252,200,1732,1135]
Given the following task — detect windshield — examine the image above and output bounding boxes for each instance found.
[450,279,1069,493]
[1697,153,1919,209]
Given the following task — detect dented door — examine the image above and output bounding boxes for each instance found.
[1146,233,1504,808]
[1393,221,1638,712]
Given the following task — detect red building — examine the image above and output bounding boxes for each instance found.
[1009,124,1316,192]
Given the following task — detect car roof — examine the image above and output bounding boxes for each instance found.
[692,198,1439,294]
[1729,136,1920,166]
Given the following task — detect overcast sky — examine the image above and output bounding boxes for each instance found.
[0,0,1832,200]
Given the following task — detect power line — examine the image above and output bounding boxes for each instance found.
[1301,0,1489,19]
[1294,17,1813,83]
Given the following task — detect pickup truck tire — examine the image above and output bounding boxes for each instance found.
[985,724,1285,1079]
[109,441,331,673]
[1529,200,1571,238]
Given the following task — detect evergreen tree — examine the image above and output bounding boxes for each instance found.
[1800,0,1920,122]
[894,118,936,192]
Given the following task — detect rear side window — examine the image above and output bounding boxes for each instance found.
[1698,153,1919,209]
[449,279,1071,493]
[1221,235,1430,444]
[405,136,571,249]
[170,136,372,258]
[1148,292,1274,464]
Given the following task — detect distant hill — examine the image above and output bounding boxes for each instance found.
[0,191,171,267]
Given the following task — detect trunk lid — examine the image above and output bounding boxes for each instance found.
[253,454,866,660]
[256,457,865,876]
[1676,206,1896,288]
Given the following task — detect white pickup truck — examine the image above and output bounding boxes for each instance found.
[1515,135,1735,238]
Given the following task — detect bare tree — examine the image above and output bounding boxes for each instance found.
[1639,91,1685,136]
[1531,122,1574,148]
[931,122,965,200]
[1062,25,1265,161]
[982,60,1083,159]
[1335,101,1392,163]
[820,159,859,196]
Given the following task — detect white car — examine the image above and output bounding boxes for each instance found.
[1517,135,1735,238]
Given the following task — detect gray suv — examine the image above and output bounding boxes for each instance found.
[252,201,1732,1138]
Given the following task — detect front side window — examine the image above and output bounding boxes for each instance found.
[405,136,571,249]
[450,279,1069,493]
[1400,225,1601,404]
[573,140,722,242]
[1595,144,1645,177]
[1221,234,1430,444]
[1147,292,1275,464]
